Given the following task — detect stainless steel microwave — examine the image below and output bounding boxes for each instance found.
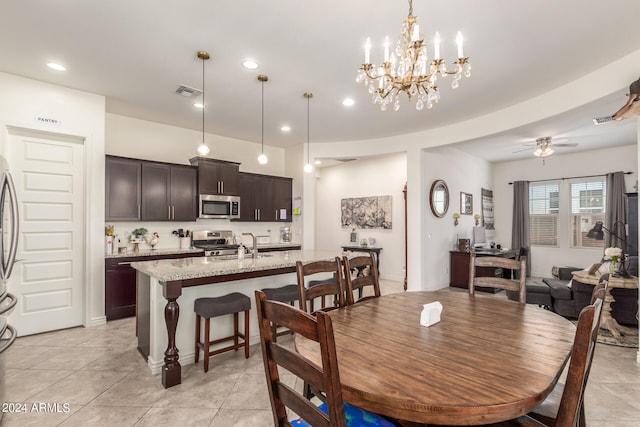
[199,194,240,219]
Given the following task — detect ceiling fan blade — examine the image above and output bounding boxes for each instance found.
[512,147,532,153]
[552,143,578,147]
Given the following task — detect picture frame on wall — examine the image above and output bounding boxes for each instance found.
[461,192,473,215]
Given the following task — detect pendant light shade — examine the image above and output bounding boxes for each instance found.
[304,92,313,173]
[197,51,211,156]
[257,75,268,165]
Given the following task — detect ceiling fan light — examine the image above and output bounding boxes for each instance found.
[533,148,543,157]
[541,148,554,157]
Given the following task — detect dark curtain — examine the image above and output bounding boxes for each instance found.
[606,171,627,250]
[511,181,530,275]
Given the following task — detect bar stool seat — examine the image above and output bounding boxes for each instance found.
[261,284,299,303]
[194,292,250,372]
[260,284,299,340]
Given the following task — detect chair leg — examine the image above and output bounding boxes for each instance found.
[233,312,239,350]
[204,317,210,372]
[244,309,250,359]
[195,314,201,363]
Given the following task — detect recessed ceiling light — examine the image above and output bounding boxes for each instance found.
[314,160,322,165]
[342,98,355,106]
[194,102,204,109]
[280,125,291,132]
[47,62,66,71]
[242,59,259,70]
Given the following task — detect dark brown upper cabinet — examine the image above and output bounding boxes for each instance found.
[106,156,141,221]
[141,162,197,221]
[106,155,197,222]
[235,172,292,222]
[189,157,240,195]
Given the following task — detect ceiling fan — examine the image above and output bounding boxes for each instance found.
[514,136,578,159]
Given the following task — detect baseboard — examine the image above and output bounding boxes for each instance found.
[87,316,107,327]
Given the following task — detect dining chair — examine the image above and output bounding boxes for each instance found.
[296,257,346,314]
[468,253,527,303]
[254,290,396,427]
[526,275,608,427]
[342,253,381,305]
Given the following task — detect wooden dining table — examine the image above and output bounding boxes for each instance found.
[295,290,576,425]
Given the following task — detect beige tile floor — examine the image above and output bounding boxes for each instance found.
[3,280,640,426]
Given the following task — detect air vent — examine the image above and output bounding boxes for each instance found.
[175,85,203,98]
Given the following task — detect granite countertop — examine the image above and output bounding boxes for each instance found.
[106,248,204,259]
[131,250,338,282]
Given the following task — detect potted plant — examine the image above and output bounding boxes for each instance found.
[131,227,148,242]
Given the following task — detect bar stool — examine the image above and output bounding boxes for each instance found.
[260,284,298,340]
[194,292,250,372]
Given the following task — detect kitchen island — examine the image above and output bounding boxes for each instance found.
[131,250,339,388]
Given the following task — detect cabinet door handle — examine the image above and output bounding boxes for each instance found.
[117,262,133,265]
[138,204,140,219]
[221,181,224,194]
[172,205,175,219]
[275,209,278,220]
[168,206,171,219]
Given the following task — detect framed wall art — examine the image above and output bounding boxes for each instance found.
[481,188,495,230]
[460,192,473,215]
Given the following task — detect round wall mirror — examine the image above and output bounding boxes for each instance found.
[429,180,449,217]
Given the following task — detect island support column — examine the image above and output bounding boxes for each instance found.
[161,280,183,388]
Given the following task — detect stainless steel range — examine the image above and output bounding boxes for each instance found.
[192,230,240,257]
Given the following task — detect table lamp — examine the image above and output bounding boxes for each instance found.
[586,220,635,277]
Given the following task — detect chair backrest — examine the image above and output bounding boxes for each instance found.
[255,290,347,427]
[555,282,606,427]
[296,258,346,314]
[468,254,527,302]
[342,253,381,305]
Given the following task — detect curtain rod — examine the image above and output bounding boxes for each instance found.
[508,171,633,185]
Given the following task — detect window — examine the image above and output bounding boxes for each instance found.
[529,183,559,246]
[570,178,606,248]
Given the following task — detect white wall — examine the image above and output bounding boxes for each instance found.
[314,153,407,281]
[423,146,493,290]
[0,71,106,328]
[493,144,638,277]
[106,113,286,175]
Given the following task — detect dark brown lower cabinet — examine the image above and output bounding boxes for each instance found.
[105,252,202,320]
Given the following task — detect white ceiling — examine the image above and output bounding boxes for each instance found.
[1,0,638,162]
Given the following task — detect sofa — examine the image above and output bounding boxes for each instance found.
[508,264,639,326]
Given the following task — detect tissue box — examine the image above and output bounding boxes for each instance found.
[420,301,442,327]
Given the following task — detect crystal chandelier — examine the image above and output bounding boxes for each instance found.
[356,0,471,111]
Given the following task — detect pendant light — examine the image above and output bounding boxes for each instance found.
[197,51,211,156]
[303,92,313,173]
[257,75,268,165]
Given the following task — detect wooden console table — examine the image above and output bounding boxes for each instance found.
[341,245,382,273]
[450,249,518,293]
[571,270,638,341]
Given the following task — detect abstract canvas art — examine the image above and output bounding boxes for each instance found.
[341,195,392,229]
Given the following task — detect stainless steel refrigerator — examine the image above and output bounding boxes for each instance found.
[0,169,19,420]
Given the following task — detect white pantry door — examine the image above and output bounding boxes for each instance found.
[6,127,85,336]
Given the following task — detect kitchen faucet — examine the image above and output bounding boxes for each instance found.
[241,232,270,257]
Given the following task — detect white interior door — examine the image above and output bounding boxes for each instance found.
[6,127,85,336]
